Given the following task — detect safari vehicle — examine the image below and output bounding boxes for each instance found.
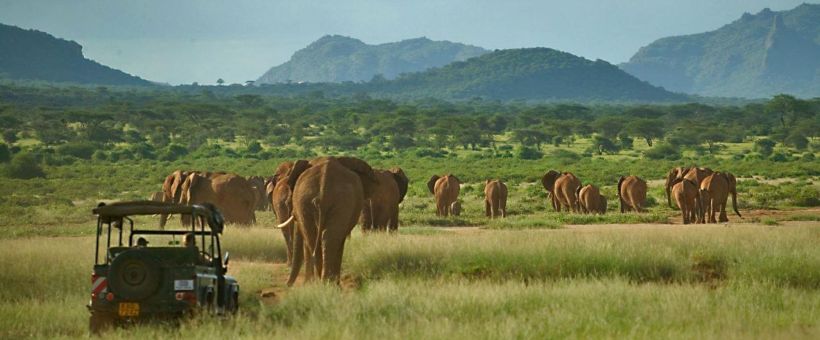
[87,201,239,333]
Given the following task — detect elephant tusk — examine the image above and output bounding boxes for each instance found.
[275,215,295,229]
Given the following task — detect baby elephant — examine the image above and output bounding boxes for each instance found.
[484,179,508,218]
[450,201,462,216]
[671,178,699,224]
[577,184,607,214]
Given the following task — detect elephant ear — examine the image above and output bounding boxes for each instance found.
[576,184,583,197]
[181,173,202,205]
[724,172,737,192]
[617,176,626,198]
[170,170,189,203]
[273,161,294,184]
[286,160,311,190]
[541,170,559,192]
[390,167,409,203]
[427,175,440,195]
[449,175,461,185]
[336,157,379,199]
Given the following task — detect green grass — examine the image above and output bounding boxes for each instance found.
[1,224,818,338]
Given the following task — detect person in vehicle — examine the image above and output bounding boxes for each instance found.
[184,232,210,265]
[136,237,149,247]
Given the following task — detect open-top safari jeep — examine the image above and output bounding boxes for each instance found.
[87,201,239,333]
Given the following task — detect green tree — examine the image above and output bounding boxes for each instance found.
[626,119,664,147]
[0,143,10,163]
[4,152,45,179]
[754,138,776,157]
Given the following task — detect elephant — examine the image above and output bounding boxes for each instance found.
[247,176,270,211]
[450,201,462,216]
[159,170,189,228]
[180,172,257,225]
[541,170,581,212]
[360,167,409,232]
[618,175,647,213]
[484,179,507,218]
[577,184,607,214]
[266,161,301,267]
[665,166,713,208]
[276,156,378,286]
[427,174,461,217]
[671,178,700,224]
[699,172,741,223]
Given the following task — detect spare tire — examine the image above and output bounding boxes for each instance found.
[108,249,162,300]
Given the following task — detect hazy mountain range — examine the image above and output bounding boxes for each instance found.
[0,23,149,86]
[620,4,820,99]
[2,3,819,100]
[255,35,488,84]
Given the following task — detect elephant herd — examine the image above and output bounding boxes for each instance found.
[665,166,741,224]
[152,159,742,286]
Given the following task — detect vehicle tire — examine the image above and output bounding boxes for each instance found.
[108,249,162,300]
[89,312,114,334]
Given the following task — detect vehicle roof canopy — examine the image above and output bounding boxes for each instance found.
[93,201,224,233]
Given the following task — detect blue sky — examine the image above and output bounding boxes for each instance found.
[0,0,813,84]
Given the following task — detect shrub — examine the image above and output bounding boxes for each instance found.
[754,138,776,156]
[784,133,809,150]
[516,146,543,160]
[92,150,109,162]
[644,143,680,160]
[769,152,789,162]
[158,144,188,161]
[55,141,97,159]
[3,152,46,179]
[549,149,581,163]
[414,148,446,158]
[802,153,816,162]
[0,143,10,163]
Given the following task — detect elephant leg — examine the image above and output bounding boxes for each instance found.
[485,200,491,217]
[718,202,728,222]
[388,206,399,232]
[492,199,499,219]
[631,199,642,213]
[159,213,168,229]
[361,202,373,232]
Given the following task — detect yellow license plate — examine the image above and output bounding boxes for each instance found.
[118,302,140,317]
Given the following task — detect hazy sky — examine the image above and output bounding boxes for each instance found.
[0,0,814,85]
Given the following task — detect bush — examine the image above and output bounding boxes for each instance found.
[516,146,543,160]
[55,141,97,159]
[158,144,188,161]
[92,150,109,162]
[0,143,10,163]
[784,133,809,150]
[644,143,681,160]
[769,152,789,162]
[754,138,776,156]
[802,153,816,162]
[414,148,446,158]
[3,152,46,179]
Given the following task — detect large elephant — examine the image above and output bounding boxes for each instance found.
[577,184,607,214]
[277,156,378,285]
[541,170,581,212]
[159,170,189,228]
[247,176,270,211]
[699,172,741,223]
[427,174,461,217]
[671,178,700,224]
[361,167,409,232]
[180,172,257,225]
[618,175,647,213]
[484,179,507,218]
[267,161,301,267]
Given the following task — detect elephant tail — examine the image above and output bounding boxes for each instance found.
[731,191,741,218]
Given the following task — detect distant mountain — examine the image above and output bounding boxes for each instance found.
[370,48,686,102]
[256,35,488,84]
[620,4,820,99]
[0,23,150,86]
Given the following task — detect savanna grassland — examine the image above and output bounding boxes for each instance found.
[0,84,818,338]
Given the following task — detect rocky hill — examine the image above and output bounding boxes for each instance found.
[620,4,820,98]
[372,48,686,102]
[0,23,149,86]
[256,35,488,83]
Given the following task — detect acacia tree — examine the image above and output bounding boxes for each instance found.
[626,119,664,146]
